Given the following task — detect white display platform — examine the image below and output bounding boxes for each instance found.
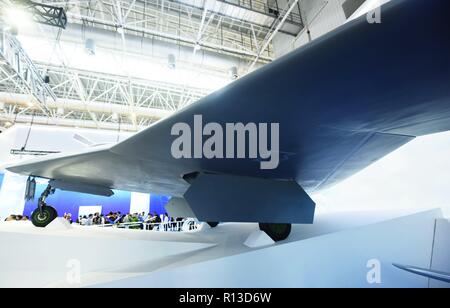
[0,209,448,288]
[429,219,450,288]
[243,230,275,248]
[46,218,73,231]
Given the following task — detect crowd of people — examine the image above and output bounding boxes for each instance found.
[63,213,73,223]
[75,211,145,226]
[3,210,193,232]
[74,211,186,230]
[4,215,29,222]
[75,212,107,225]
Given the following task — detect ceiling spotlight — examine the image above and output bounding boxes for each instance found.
[5,121,13,128]
[117,26,125,35]
[168,54,176,69]
[111,113,119,121]
[228,66,239,80]
[85,38,96,56]
[27,101,34,107]
[5,7,32,29]
[194,43,202,52]
[56,107,64,116]
[8,25,19,36]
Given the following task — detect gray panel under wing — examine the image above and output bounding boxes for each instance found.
[184,173,316,224]
[165,197,197,218]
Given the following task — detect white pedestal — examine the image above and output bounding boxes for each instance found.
[46,218,73,230]
[244,230,275,248]
[0,209,447,288]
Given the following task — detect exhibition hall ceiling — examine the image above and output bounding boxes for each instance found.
[0,0,359,132]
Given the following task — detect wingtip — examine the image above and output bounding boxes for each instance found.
[1,160,33,175]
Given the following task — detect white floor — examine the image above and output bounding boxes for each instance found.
[0,208,448,288]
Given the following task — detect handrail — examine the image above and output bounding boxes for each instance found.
[79,219,200,232]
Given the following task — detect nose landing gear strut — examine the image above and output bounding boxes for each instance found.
[31,184,58,228]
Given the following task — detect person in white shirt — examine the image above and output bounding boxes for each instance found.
[122,214,130,223]
[80,216,88,225]
[87,214,94,226]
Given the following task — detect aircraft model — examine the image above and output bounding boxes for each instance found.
[6,0,450,241]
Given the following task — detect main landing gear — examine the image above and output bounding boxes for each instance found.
[207,222,219,228]
[31,184,58,228]
[259,223,291,242]
[207,221,291,242]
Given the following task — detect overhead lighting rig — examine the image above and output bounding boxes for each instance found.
[8,0,67,29]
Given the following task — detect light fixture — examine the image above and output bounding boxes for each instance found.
[168,54,176,69]
[117,26,125,35]
[194,43,202,52]
[9,26,19,36]
[111,113,119,121]
[56,107,64,116]
[5,121,13,127]
[228,66,239,80]
[85,38,96,56]
[4,7,32,30]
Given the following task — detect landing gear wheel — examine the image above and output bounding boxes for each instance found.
[207,221,219,228]
[259,223,291,242]
[31,206,58,228]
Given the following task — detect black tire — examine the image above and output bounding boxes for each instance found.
[207,221,219,228]
[259,223,291,242]
[31,206,58,228]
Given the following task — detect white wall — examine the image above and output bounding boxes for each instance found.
[130,192,151,215]
[0,124,132,169]
[0,125,136,218]
[314,131,450,218]
[0,172,27,220]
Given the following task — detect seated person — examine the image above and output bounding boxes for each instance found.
[154,213,162,224]
[5,215,17,222]
[80,216,88,226]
